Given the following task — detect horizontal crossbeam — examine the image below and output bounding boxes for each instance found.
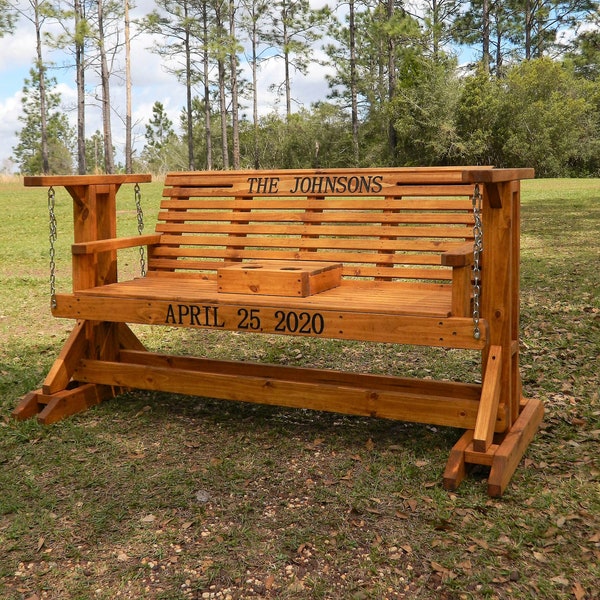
[71,350,501,431]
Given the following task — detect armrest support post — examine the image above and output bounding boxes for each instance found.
[441,244,474,318]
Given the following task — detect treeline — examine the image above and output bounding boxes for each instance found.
[4,0,600,177]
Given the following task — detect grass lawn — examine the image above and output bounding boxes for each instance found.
[0,177,598,600]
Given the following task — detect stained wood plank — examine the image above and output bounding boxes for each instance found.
[155,222,474,239]
[163,167,497,193]
[462,168,535,184]
[72,234,161,254]
[37,384,116,425]
[146,258,453,280]
[42,321,89,394]
[150,249,446,266]
[473,346,503,452]
[154,236,469,253]
[74,356,482,429]
[160,197,476,208]
[156,211,474,225]
[122,350,481,399]
[24,174,152,187]
[52,291,487,349]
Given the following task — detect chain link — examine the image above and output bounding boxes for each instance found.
[134,183,146,277]
[48,186,57,309]
[472,184,484,340]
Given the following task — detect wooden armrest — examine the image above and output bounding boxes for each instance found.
[441,243,474,267]
[72,234,162,255]
[462,168,534,184]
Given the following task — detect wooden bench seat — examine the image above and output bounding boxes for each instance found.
[14,168,544,496]
[55,278,479,348]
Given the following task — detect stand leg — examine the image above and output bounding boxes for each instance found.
[443,430,474,491]
[13,321,147,424]
[487,398,544,497]
[443,398,544,496]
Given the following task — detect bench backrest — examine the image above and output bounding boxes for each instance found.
[150,169,478,283]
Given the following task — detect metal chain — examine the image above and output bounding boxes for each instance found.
[472,183,484,340]
[48,186,58,309]
[134,183,146,277]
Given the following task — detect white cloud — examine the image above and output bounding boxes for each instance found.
[0,30,37,71]
[0,91,24,168]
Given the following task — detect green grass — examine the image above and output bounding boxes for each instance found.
[0,177,598,599]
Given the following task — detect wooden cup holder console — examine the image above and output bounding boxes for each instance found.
[217,260,342,297]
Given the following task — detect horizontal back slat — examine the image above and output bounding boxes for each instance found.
[154,222,473,239]
[151,247,444,265]
[150,169,477,282]
[160,195,475,208]
[155,235,466,252]
[156,211,474,225]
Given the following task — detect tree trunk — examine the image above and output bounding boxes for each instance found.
[33,0,49,174]
[203,5,212,170]
[215,1,229,168]
[386,0,397,161]
[97,0,114,173]
[74,0,86,174]
[185,14,195,170]
[482,0,490,73]
[283,16,292,118]
[251,10,259,168]
[349,0,359,165]
[124,0,132,173]
[230,0,240,169]
[432,0,439,59]
[218,57,229,169]
[525,0,532,60]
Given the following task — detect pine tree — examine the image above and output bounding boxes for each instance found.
[13,69,75,175]
[142,101,178,173]
[0,0,16,36]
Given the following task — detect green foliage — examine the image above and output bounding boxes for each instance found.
[137,52,600,175]
[455,68,504,165]
[236,104,354,169]
[392,57,463,166]
[498,58,600,177]
[141,101,180,174]
[85,130,106,174]
[453,59,600,175]
[0,0,16,36]
[12,69,76,176]
[8,0,600,176]
[565,21,600,81]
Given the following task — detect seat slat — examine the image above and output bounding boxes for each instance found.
[73,277,453,313]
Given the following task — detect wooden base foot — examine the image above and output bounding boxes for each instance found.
[443,397,544,496]
[13,383,119,425]
[442,430,474,491]
[13,322,146,425]
[487,397,545,496]
[13,390,46,421]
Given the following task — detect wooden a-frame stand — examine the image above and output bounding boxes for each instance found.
[14,171,544,496]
